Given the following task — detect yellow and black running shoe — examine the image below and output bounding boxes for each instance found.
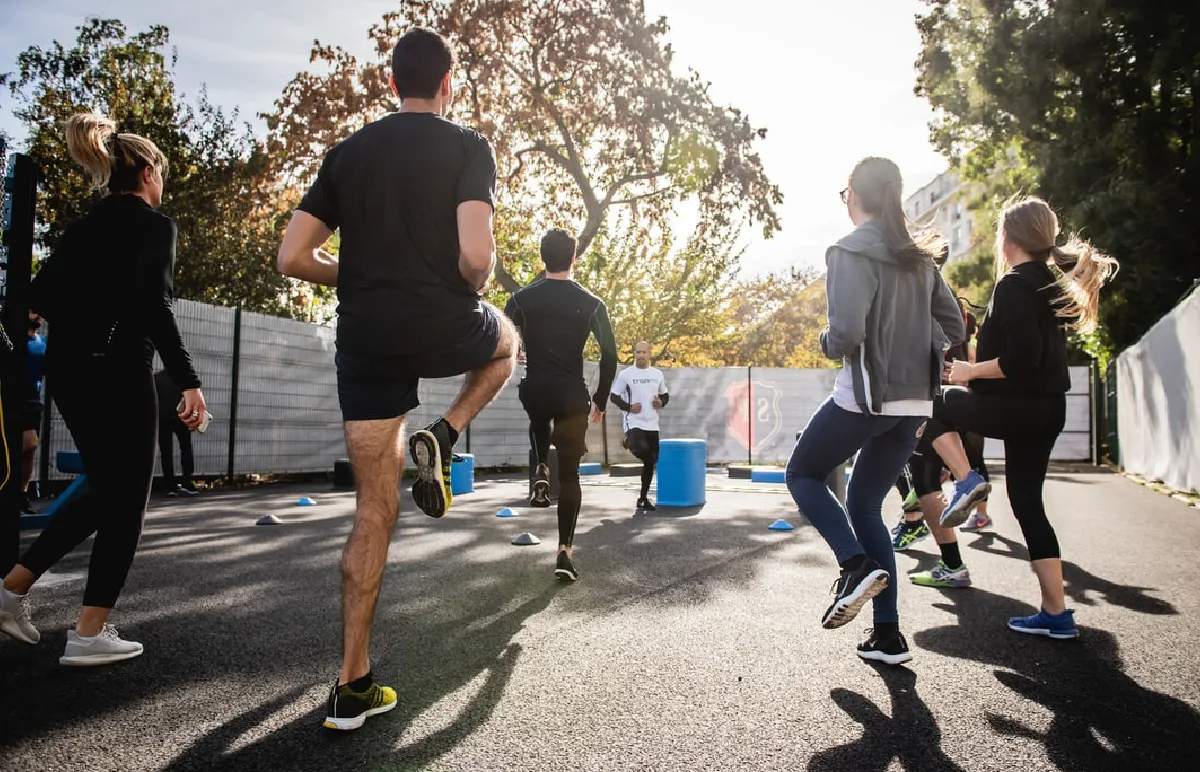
[410,419,454,518]
[323,674,397,731]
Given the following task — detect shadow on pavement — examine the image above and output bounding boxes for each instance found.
[965,532,1178,615]
[0,485,799,771]
[914,587,1200,772]
[809,664,965,772]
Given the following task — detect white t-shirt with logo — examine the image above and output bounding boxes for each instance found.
[611,365,669,432]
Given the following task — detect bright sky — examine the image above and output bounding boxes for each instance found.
[1,0,948,277]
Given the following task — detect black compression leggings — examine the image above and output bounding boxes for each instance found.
[923,387,1066,560]
[157,413,194,488]
[20,356,157,607]
[627,430,660,499]
[528,412,588,547]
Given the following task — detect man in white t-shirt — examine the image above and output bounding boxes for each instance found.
[609,341,670,511]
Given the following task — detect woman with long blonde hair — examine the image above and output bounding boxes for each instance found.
[0,113,207,665]
[921,197,1118,638]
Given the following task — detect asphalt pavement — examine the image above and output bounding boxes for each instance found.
[2,465,1198,771]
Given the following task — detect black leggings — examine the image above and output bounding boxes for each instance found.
[520,380,590,547]
[626,429,660,499]
[157,412,194,488]
[20,357,157,607]
[911,431,990,498]
[923,387,1066,560]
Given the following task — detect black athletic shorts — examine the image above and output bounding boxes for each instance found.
[625,429,660,463]
[336,303,503,422]
[22,402,42,434]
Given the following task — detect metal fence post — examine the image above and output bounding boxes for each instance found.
[747,366,753,466]
[226,305,242,484]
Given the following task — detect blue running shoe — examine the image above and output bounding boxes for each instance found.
[940,470,991,528]
[1007,608,1079,639]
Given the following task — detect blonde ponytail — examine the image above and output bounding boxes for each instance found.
[63,112,167,194]
[65,112,117,191]
[1051,238,1119,333]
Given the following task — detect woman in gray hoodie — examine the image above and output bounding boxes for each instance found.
[785,157,965,665]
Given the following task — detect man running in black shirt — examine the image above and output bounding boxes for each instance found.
[277,27,517,731]
[504,229,617,582]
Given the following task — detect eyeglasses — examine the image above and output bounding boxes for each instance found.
[839,187,850,204]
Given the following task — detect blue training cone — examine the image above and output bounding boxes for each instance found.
[297,497,317,507]
[496,507,519,518]
[768,518,795,531]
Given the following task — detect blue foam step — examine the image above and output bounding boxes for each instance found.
[750,468,787,484]
[56,450,85,475]
[579,462,602,476]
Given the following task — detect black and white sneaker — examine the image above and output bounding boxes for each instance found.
[531,463,551,508]
[821,558,890,629]
[554,551,579,582]
[409,419,454,518]
[856,628,913,666]
[636,497,656,512]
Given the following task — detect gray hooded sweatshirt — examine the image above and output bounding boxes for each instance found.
[820,220,966,415]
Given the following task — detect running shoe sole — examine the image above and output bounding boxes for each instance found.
[1007,621,1079,640]
[531,480,551,508]
[821,569,890,630]
[940,482,992,528]
[409,430,447,518]
[554,567,579,582]
[960,518,992,532]
[323,699,397,731]
[910,576,973,588]
[60,648,144,666]
[856,647,914,666]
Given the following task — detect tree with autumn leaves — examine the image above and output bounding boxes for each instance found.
[4,6,835,366]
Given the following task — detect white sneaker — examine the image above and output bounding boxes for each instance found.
[0,588,40,644]
[60,624,144,666]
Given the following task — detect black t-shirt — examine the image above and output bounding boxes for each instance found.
[504,278,618,411]
[973,261,1071,395]
[298,112,497,356]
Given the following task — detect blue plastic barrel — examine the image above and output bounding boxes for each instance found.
[656,439,707,506]
[450,454,475,495]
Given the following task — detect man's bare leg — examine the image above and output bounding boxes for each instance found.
[340,416,405,685]
[443,309,519,433]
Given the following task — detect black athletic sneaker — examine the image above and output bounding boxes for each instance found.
[821,558,890,630]
[531,463,551,508]
[555,551,579,582]
[636,497,656,512]
[410,419,454,518]
[856,628,913,665]
[323,674,398,731]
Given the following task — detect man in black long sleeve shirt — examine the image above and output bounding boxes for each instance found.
[504,229,617,582]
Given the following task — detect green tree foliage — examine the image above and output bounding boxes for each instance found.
[4,19,300,316]
[916,0,1200,356]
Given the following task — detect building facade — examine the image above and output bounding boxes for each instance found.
[904,171,977,264]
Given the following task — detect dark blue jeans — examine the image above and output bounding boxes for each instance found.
[786,398,927,624]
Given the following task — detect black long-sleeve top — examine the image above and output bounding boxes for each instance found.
[503,277,617,410]
[972,260,1070,395]
[29,194,201,390]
